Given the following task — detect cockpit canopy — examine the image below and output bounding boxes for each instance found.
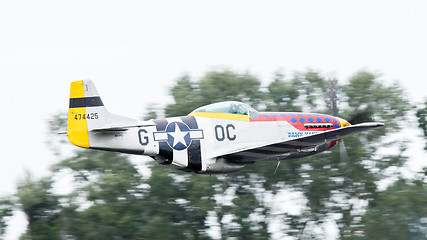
[191,101,260,119]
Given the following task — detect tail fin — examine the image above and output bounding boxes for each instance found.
[67,80,136,148]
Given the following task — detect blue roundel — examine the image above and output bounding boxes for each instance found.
[165,122,192,150]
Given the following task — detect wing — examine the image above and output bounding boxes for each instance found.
[220,122,384,163]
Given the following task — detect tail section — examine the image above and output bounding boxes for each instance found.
[67,80,136,148]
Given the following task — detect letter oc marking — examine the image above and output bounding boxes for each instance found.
[215,124,236,141]
[226,124,236,140]
[215,125,225,141]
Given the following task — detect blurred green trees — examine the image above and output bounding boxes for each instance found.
[3,68,425,239]
[0,197,14,239]
[17,175,60,240]
[416,100,427,150]
[363,175,427,240]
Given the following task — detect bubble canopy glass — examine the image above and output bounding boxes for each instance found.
[191,101,260,119]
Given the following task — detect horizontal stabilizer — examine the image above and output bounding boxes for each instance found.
[90,120,156,132]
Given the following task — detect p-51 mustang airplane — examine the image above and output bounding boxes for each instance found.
[66,80,383,174]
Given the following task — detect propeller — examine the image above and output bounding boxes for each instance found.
[339,139,349,162]
[324,78,349,162]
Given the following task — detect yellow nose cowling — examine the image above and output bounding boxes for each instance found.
[337,117,351,128]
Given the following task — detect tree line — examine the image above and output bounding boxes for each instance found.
[1,69,426,240]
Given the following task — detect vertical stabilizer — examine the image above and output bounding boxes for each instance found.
[67,80,136,148]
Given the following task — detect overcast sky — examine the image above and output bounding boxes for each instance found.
[1,1,427,238]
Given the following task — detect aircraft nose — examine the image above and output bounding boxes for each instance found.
[337,117,351,128]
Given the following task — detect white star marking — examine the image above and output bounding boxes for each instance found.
[169,124,190,148]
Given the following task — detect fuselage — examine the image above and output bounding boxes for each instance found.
[87,111,348,174]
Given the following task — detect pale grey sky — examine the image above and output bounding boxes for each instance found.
[1,1,427,238]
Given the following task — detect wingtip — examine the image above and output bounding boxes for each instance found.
[371,122,385,127]
[354,122,384,128]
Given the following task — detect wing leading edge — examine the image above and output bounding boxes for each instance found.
[220,122,384,163]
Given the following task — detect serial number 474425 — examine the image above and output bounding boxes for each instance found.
[74,113,98,120]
